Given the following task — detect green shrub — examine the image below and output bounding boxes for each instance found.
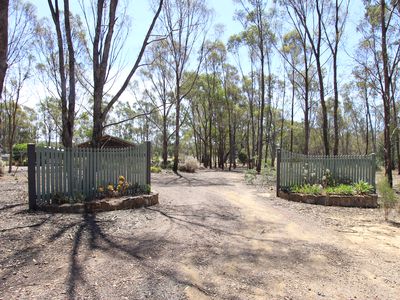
[238,151,248,165]
[151,166,162,173]
[161,160,173,169]
[377,178,398,221]
[244,169,257,185]
[12,143,28,163]
[353,181,374,195]
[291,184,322,195]
[326,184,354,195]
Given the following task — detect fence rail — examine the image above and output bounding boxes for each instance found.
[28,143,151,209]
[276,149,376,195]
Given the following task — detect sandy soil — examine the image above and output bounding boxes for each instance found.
[0,168,400,299]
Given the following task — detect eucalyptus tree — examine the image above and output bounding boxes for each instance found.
[322,0,350,155]
[0,0,8,102]
[45,0,78,147]
[284,0,331,155]
[228,33,258,167]
[141,40,175,168]
[2,0,36,171]
[234,0,276,173]
[158,0,210,172]
[355,0,400,185]
[75,0,164,147]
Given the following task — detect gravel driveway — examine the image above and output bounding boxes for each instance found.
[1,169,399,299]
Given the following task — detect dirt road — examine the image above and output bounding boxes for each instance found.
[1,169,400,299]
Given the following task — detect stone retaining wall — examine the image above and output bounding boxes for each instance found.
[278,191,378,208]
[40,192,159,213]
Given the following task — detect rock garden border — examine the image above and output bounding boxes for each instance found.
[39,192,159,214]
[278,191,378,208]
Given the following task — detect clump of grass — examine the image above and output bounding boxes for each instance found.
[353,180,374,195]
[150,166,162,173]
[244,169,257,185]
[178,156,199,173]
[291,184,322,195]
[377,178,398,221]
[326,184,354,195]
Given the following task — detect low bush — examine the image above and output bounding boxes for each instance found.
[13,143,28,163]
[377,178,398,221]
[178,156,199,173]
[151,166,162,173]
[238,151,248,165]
[326,184,354,195]
[291,184,323,195]
[244,169,257,185]
[354,180,374,195]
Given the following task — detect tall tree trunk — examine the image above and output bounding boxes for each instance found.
[303,43,310,155]
[162,115,168,168]
[256,50,265,173]
[172,83,180,172]
[0,0,8,98]
[380,0,393,186]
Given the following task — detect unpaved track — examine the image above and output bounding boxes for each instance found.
[1,169,400,299]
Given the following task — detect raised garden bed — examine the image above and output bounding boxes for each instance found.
[39,192,159,214]
[278,190,378,208]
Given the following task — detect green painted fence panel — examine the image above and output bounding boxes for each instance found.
[278,149,376,191]
[32,144,150,205]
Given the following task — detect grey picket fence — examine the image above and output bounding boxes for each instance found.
[276,149,376,195]
[27,143,151,209]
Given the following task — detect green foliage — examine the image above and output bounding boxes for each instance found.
[377,178,398,221]
[238,151,248,165]
[12,143,28,163]
[244,169,257,185]
[151,166,162,173]
[353,181,374,195]
[326,184,354,195]
[291,184,322,195]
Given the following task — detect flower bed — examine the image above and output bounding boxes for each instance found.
[279,181,378,208]
[39,192,159,214]
[278,190,377,208]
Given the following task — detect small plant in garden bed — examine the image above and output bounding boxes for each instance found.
[291,184,323,195]
[290,181,374,196]
[326,184,355,195]
[97,175,150,199]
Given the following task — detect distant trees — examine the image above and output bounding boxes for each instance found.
[158,0,209,172]
[2,0,36,171]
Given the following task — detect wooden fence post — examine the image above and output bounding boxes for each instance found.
[276,148,281,197]
[146,141,151,186]
[371,153,376,191]
[28,143,37,210]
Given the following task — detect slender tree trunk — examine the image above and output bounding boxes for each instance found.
[0,0,8,98]
[380,0,393,186]
[256,51,266,173]
[172,84,180,172]
[333,0,340,156]
[303,44,310,155]
[162,115,168,168]
[290,67,294,152]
